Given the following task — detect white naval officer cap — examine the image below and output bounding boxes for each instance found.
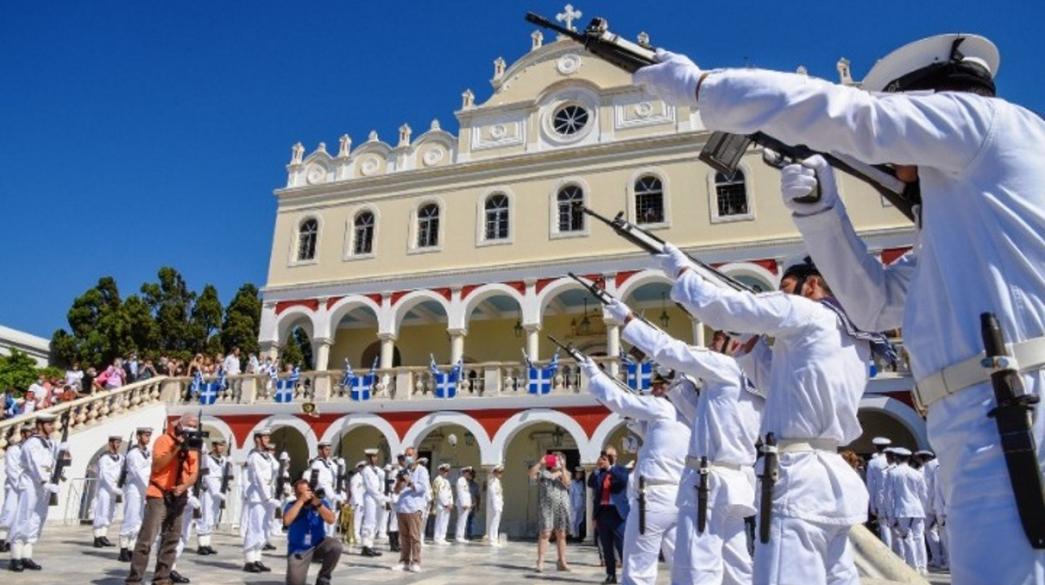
[862,34,999,94]
[108,435,123,441]
[364,448,379,456]
[914,450,934,458]
[254,428,272,438]
[492,464,504,472]
[871,437,892,447]
[317,440,332,448]
[35,413,58,423]
[356,460,366,468]
[417,457,429,464]
[892,447,913,457]
[438,463,451,471]
[460,466,473,472]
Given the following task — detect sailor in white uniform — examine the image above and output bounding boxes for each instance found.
[915,450,946,570]
[0,427,33,553]
[241,429,276,574]
[568,467,586,540]
[432,463,453,545]
[865,437,893,548]
[635,34,1045,585]
[454,467,473,543]
[610,296,764,585]
[9,413,63,572]
[349,461,366,545]
[197,438,230,555]
[302,441,339,537]
[485,465,504,547]
[883,448,928,574]
[360,448,388,557]
[91,435,124,548]
[580,353,689,585]
[118,427,153,562]
[656,249,871,585]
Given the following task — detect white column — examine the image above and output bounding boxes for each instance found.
[583,464,596,544]
[605,320,620,376]
[448,328,466,364]
[379,334,397,370]
[311,337,333,371]
[691,319,706,347]
[524,324,541,359]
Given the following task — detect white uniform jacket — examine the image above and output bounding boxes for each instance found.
[349,472,365,508]
[244,449,275,504]
[124,445,151,492]
[96,452,123,496]
[433,475,453,509]
[487,476,503,514]
[202,454,226,496]
[865,453,889,516]
[671,270,869,524]
[5,443,24,491]
[886,463,927,519]
[361,465,387,508]
[19,435,56,490]
[455,476,472,509]
[303,457,337,499]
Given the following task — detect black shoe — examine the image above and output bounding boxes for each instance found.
[169,569,190,583]
[93,537,105,548]
[370,548,383,557]
[242,563,261,573]
[204,546,217,555]
[0,540,8,553]
[603,575,617,584]
[100,536,115,547]
[255,561,272,572]
[118,548,132,562]
[8,559,23,572]
[262,543,277,551]
[22,559,41,571]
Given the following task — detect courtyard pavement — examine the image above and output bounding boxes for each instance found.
[10,524,951,584]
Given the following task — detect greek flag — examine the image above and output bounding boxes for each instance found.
[621,352,653,392]
[272,367,300,404]
[343,358,379,402]
[191,370,223,406]
[524,350,559,396]
[429,355,462,399]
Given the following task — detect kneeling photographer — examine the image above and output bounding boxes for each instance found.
[284,479,342,585]
[125,413,202,585]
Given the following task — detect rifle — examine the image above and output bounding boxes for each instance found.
[758,433,779,544]
[48,410,72,506]
[697,456,709,534]
[274,443,289,519]
[215,458,232,527]
[115,430,134,503]
[524,13,655,74]
[638,475,647,535]
[580,205,755,294]
[193,454,207,520]
[700,131,919,223]
[546,335,642,397]
[567,272,669,332]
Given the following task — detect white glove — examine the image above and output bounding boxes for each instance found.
[58,442,69,452]
[45,482,60,494]
[780,155,839,215]
[605,299,631,324]
[657,243,692,278]
[189,496,201,509]
[268,497,281,508]
[217,492,227,502]
[580,357,601,380]
[632,49,703,108]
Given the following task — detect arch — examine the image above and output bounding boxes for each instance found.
[535,276,589,324]
[457,283,526,329]
[614,269,675,303]
[391,289,451,332]
[400,411,496,466]
[200,415,237,451]
[718,261,779,293]
[318,413,402,455]
[858,395,929,450]
[588,412,628,464]
[490,408,594,465]
[274,307,320,347]
[236,414,319,460]
[326,295,384,340]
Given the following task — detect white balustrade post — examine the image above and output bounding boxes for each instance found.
[379,334,397,392]
[605,320,620,376]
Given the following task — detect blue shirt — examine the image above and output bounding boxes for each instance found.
[284,498,331,556]
[395,464,431,514]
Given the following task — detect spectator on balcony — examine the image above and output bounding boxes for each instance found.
[64,363,84,392]
[96,358,126,391]
[82,367,97,395]
[138,360,158,381]
[247,354,260,374]
[124,353,140,384]
[223,347,242,377]
[27,375,48,408]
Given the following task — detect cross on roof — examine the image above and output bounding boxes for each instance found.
[556,4,582,32]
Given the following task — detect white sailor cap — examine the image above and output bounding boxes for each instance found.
[914,450,934,458]
[18,426,33,434]
[210,437,227,445]
[460,466,473,473]
[364,448,379,456]
[863,34,999,93]
[871,437,892,447]
[254,428,272,438]
[317,441,332,448]
[438,463,451,471]
[383,464,393,471]
[35,413,58,423]
[417,457,429,464]
[625,460,635,470]
[136,427,154,434]
[892,447,913,457]
[355,460,366,468]
[492,464,504,472]
[108,435,124,441]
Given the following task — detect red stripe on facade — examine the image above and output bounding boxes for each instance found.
[505,281,526,295]
[535,278,556,295]
[378,411,426,440]
[555,405,613,438]
[325,297,343,310]
[615,271,638,288]
[275,299,319,315]
[461,285,480,300]
[881,247,912,266]
[214,414,272,448]
[751,259,778,274]
[883,389,916,410]
[432,287,452,302]
[365,293,383,306]
[297,413,337,438]
[390,291,409,306]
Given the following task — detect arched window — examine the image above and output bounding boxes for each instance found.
[634,175,664,224]
[556,185,584,232]
[484,194,509,240]
[297,218,318,261]
[417,203,440,248]
[715,171,749,217]
[353,211,375,255]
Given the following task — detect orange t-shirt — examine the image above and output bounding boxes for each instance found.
[146,432,199,498]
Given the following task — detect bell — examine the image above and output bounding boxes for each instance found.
[301,401,319,418]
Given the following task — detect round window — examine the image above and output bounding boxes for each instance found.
[552,104,589,136]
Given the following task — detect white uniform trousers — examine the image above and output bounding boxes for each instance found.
[877,520,892,550]
[754,516,858,585]
[0,485,19,539]
[895,518,927,573]
[173,505,196,564]
[927,515,949,569]
[352,504,363,543]
[486,506,503,546]
[360,499,379,547]
[928,375,1045,585]
[434,507,451,543]
[420,506,431,545]
[454,505,469,542]
[673,504,752,585]
[241,501,268,561]
[377,505,389,540]
[197,491,222,545]
[91,487,118,537]
[119,485,147,548]
[622,485,678,585]
[10,485,49,547]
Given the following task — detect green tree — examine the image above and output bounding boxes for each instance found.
[221,284,261,355]
[51,277,125,367]
[122,295,159,356]
[191,284,224,355]
[0,350,44,394]
[280,327,312,369]
[141,267,196,357]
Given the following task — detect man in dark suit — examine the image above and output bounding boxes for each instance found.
[588,447,629,584]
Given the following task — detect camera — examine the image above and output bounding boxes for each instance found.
[180,428,208,452]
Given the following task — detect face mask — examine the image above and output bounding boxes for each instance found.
[404,456,415,466]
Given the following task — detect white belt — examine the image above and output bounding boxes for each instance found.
[638,476,679,487]
[913,337,1045,411]
[684,455,742,471]
[777,439,839,454]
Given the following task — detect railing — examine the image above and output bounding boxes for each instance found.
[0,376,169,455]
[168,356,620,406]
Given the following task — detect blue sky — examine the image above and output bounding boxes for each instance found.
[1,1,1041,338]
